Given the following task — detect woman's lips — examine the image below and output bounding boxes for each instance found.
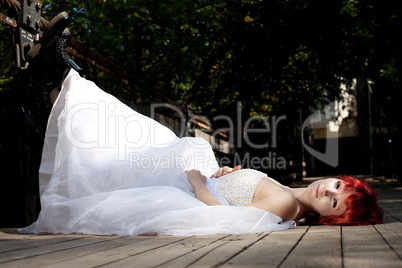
[316,185,319,198]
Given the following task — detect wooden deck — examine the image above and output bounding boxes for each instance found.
[1,186,401,268]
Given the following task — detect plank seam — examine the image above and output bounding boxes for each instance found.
[341,226,344,268]
[184,241,230,268]
[0,236,125,265]
[277,226,310,268]
[211,232,271,268]
[373,224,402,261]
[94,236,191,268]
[385,211,402,223]
[0,235,96,254]
[156,234,232,268]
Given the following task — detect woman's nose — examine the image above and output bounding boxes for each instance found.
[323,186,336,196]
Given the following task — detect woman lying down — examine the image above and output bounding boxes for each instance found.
[19,12,383,236]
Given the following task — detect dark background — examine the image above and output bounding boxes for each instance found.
[1,0,401,227]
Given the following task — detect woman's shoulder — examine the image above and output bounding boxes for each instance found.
[250,191,298,221]
[271,190,297,204]
[268,192,299,221]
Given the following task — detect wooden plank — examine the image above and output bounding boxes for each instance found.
[220,227,308,267]
[40,235,190,268]
[384,208,402,222]
[99,235,228,268]
[0,228,78,241]
[343,225,402,268]
[2,235,151,268]
[378,201,396,211]
[384,209,402,222]
[0,233,95,254]
[378,189,402,202]
[378,188,402,222]
[0,233,45,242]
[392,212,402,222]
[279,225,341,268]
[378,191,402,200]
[374,222,402,260]
[0,235,121,265]
[159,237,230,268]
[381,201,402,210]
[383,214,400,224]
[187,233,266,267]
[382,208,401,214]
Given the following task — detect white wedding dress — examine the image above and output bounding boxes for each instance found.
[19,70,293,236]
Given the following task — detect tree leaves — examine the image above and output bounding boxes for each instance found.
[2,0,400,137]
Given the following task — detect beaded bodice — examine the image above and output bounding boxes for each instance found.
[215,169,266,206]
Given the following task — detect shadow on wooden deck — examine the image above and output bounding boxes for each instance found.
[0,187,401,267]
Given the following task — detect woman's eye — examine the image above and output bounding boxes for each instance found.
[333,198,338,208]
[336,181,341,189]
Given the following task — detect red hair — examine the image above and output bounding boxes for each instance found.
[315,176,384,226]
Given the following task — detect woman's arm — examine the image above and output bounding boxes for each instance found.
[185,170,222,206]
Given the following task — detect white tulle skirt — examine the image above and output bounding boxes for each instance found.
[19,70,293,236]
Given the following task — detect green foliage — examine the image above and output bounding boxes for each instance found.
[1,0,401,139]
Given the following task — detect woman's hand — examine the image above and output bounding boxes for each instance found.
[185,169,221,206]
[211,165,241,178]
[185,169,207,187]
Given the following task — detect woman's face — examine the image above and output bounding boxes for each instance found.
[307,178,353,216]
